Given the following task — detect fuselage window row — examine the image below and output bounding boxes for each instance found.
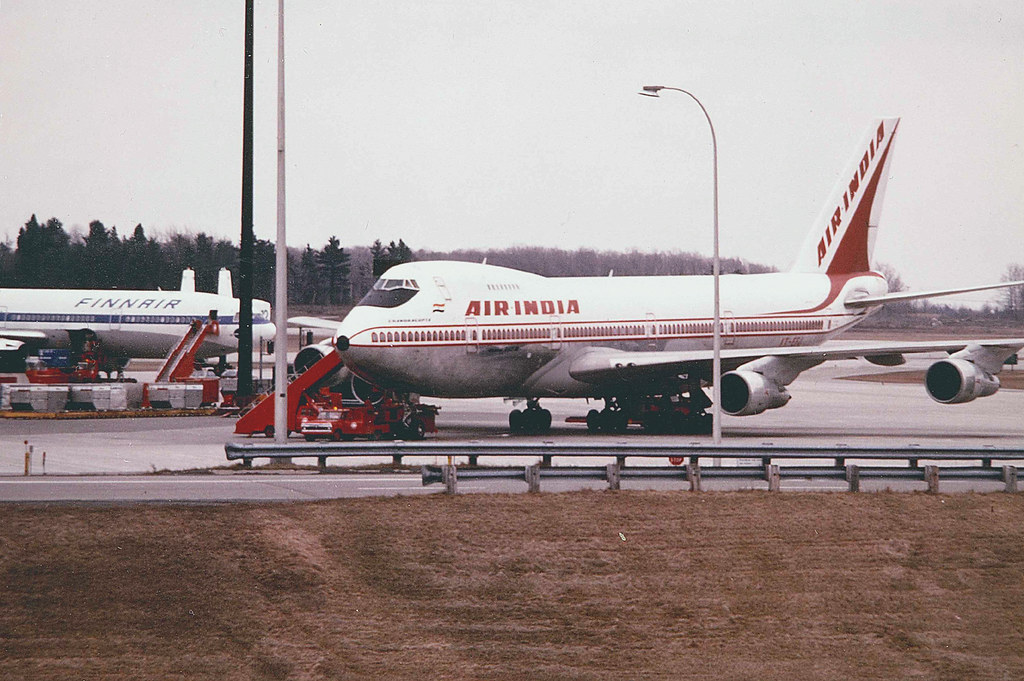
[366,317,826,345]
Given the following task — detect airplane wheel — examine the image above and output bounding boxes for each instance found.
[509,409,525,433]
[263,425,274,438]
[602,410,628,434]
[408,419,426,441]
[539,409,552,432]
[586,409,602,433]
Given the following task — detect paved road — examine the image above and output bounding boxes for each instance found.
[1,356,1022,500]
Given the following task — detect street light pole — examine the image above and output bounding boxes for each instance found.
[638,84,722,444]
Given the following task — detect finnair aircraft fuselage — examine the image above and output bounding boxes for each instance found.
[0,272,274,361]
[335,261,888,398]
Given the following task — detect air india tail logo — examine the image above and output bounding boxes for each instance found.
[816,122,887,266]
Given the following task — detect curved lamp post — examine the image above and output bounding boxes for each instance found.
[638,85,722,444]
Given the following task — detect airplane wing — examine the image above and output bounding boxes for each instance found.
[0,338,26,351]
[0,330,47,343]
[287,316,341,330]
[845,280,1024,308]
[568,338,1024,385]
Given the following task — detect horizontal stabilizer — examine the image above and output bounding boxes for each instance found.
[845,280,1024,308]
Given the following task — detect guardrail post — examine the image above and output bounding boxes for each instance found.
[442,464,458,494]
[1003,466,1018,493]
[317,456,327,473]
[606,463,620,491]
[242,457,252,469]
[541,455,553,468]
[525,464,541,493]
[766,463,780,492]
[616,455,626,467]
[925,465,939,494]
[687,462,702,492]
[24,442,32,476]
[392,454,403,466]
[846,464,860,493]
[468,454,479,466]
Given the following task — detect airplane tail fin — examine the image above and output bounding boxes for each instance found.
[218,268,234,298]
[791,118,900,275]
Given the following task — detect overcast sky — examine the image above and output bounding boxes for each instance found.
[2,1,1022,300]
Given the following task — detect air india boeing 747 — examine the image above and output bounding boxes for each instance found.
[300,118,1023,435]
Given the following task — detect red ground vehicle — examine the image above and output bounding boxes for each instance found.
[299,396,439,441]
[235,351,440,440]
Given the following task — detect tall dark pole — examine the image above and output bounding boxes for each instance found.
[237,0,255,398]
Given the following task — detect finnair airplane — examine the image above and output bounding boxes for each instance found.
[0,268,274,373]
[315,118,1023,434]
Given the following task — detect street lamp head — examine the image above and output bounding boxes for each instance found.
[638,84,663,97]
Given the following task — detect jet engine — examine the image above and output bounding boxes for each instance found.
[293,341,338,375]
[292,340,384,403]
[924,358,999,404]
[720,371,791,416]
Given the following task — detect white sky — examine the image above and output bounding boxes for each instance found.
[1,1,1022,300]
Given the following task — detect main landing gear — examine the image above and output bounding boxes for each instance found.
[509,399,552,435]
[584,391,713,435]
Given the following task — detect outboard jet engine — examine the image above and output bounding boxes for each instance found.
[925,358,999,404]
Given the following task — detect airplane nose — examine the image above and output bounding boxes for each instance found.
[336,335,350,352]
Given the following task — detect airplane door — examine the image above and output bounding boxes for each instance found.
[0,306,6,329]
[722,311,735,347]
[547,316,561,351]
[465,316,478,353]
[644,312,657,349]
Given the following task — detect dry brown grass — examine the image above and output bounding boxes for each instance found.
[2,492,1023,680]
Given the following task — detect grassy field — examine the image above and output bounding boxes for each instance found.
[2,492,1023,680]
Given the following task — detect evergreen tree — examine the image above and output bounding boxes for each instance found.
[15,215,72,287]
[294,245,320,304]
[317,236,351,304]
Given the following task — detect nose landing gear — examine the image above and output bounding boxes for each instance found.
[509,399,552,435]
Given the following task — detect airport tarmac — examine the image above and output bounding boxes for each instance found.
[1,356,1022,483]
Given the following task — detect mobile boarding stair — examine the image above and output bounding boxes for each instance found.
[234,350,344,437]
[143,315,221,409]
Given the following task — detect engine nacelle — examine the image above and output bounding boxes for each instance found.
[720,371,791,416]
[293,341,337,375]
[293,341,384,403]
[925,358,1000,404]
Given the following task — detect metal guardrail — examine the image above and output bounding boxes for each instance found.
[225,440,1024,466]
[419,462,1020,494]
[224,441,1024,493]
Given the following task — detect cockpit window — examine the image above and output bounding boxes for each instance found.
[358,277,420,308]
[373,278,419,292]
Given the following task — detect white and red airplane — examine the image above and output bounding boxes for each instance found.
[306,118,1023,434]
